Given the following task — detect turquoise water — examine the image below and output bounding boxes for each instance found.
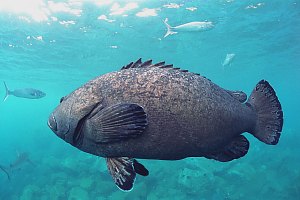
[0,0,299,199]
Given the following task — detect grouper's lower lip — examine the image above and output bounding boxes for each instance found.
[47,120,56,132]
[47,115,57,132]
[47,118,69,141]
[47,120,52,130]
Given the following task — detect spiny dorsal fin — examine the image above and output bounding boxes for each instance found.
[122,62,133,70]
[140,60,152,68]
[120,58,200,76]
[160,64,173,68]
[121,58,142,70]
[153,61,165,67]
[180,69,189,72]
[203,76,211,81]
[132,58,142,68]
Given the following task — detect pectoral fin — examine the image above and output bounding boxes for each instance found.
[86,103,148,143]
[106,157,136,191]
[205,135,249,162]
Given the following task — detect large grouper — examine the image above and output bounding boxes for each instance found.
[48,59,283,191]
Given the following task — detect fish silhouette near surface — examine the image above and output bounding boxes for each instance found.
[9,152,34,170]
[222,53,236,67]
[48,59,283,191]
[3,81,46,101]
[0,152,34,180]
[163,18,214,38]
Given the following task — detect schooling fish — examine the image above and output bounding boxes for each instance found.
[222,53,236,67]
[0,152,34,180]
[9,152,34,170]
[48,59,283,191]
[3,81,46,101]
[163,18,214,38]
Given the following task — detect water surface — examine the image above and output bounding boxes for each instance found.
[0,0,299,199]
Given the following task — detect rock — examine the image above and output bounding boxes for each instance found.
[107,190,126,200]
[124,181,148,200]
[44,181,67,199]
[94,180,115,196]
[50,172,68,183]
[79,177,94,190]
[177,167,214,196]
[62,157,75,171]
[20,185,41,200]
[68,186,89,200]
[98,160,107,173]
[147,188,186,200]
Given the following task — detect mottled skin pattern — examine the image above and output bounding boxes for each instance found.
[54,67,256,160]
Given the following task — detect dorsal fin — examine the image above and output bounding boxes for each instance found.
[121,58,142,70]
[120,58,201,77]
[140,60,152,68]
[160,64,173,68]
[153,61,165,67]
[132,58,142,67]
[122,62,133,70]
[180,69,189,72]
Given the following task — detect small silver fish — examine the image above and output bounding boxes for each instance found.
[3,81,46,101]
[222,53,236,67]
[163,18,214,38]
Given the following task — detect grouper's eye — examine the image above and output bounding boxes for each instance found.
[48,115,58,132]
[60,96,64,103]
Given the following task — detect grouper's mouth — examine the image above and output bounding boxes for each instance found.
[47,114,57,132]
[47,114,70,140]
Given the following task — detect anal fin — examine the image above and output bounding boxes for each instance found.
[205,135,249,162]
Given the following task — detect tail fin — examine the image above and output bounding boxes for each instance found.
[0,165,10,180]
[163,18,177,38]
[3,81,10,102]
[247,80,283,145]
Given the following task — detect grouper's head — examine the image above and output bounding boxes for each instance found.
[47,86,100,147]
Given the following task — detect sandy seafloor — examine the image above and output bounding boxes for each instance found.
[0,0,299,199]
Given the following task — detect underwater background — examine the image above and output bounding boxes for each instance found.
[0,0,299,199]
